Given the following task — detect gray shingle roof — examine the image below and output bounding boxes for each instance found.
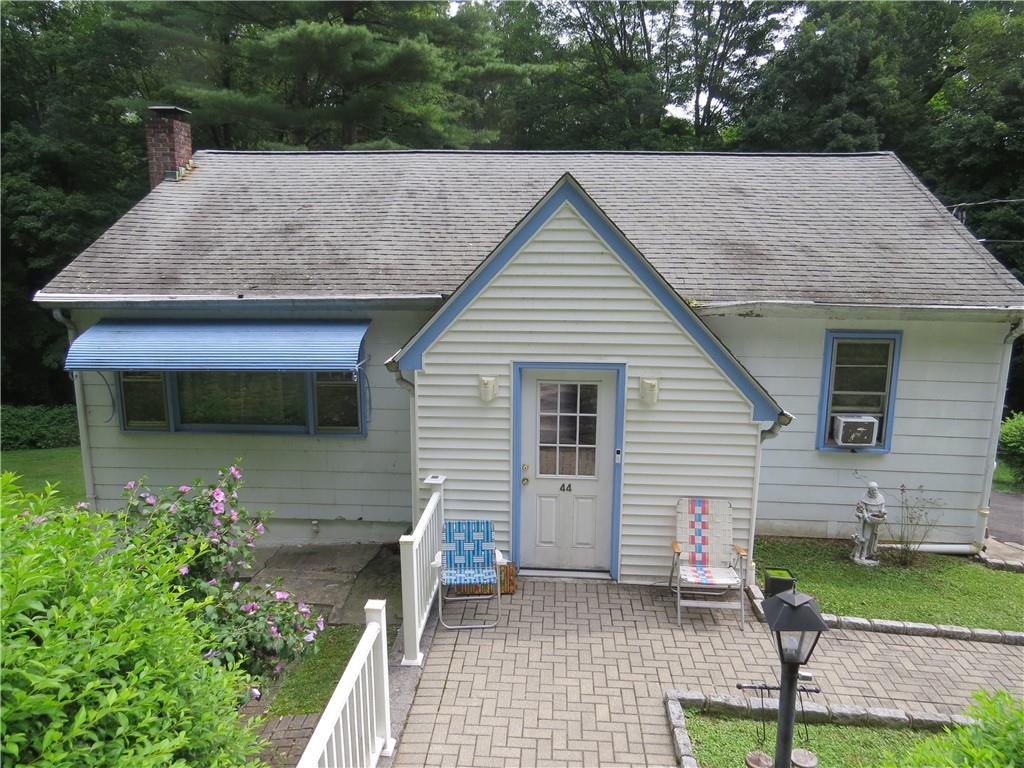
[39,150,1024,309]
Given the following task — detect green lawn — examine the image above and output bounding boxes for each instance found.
[1,446,86,502]
[993,458,1023,493]
[267,625,365,716]
[756,537,1024,631]
[684,710,928,768]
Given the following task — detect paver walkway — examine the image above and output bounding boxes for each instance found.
[392,578,1024,767]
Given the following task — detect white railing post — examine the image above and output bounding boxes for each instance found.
[296,601,391,768]
[364,599,395,756]
[398,532,421,666]
[399,474,446,666]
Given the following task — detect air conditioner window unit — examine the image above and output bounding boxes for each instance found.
[833,415,879,447]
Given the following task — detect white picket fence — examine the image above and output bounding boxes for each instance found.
[295,600,395,768]
[399,474,446,666]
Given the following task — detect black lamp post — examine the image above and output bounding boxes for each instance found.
[762,589,829,768]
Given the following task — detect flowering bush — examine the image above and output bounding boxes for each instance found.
[0,474,266,767]
[200,581,326,678]
[125,464,324,679]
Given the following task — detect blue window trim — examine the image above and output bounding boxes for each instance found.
[396,174,781,423]
[511,362,625,580]
[117,370,368,437]
[816,330,902,453]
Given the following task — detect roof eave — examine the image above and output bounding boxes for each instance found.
[33,291,445,312]
[696,300,1024,322]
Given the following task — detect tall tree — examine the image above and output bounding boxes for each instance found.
[670,1,794,147]
[738,1,964,154]
[2,1,151,403]
[490,0,676,150]
[925,4,1024,278]
[115,1,489,149]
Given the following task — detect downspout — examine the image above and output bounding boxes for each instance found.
[386,353,418,526]
[749,410,793,583]
[52,309,98,509]
[760,410,794,442]
[977,319,1024,549]
[878,543,980,555]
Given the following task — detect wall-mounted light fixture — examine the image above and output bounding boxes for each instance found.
[640,378,660,405]
[479,376,497,403]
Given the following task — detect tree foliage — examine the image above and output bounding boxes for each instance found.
[2,0,1022,406]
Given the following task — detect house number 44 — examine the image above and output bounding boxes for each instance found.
[559,483,573,492]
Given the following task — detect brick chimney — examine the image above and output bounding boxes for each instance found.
[145,106,192,189]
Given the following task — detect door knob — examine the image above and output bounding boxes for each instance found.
[522,478,529,486]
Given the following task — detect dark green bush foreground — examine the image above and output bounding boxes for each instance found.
[1,404,79,450]
[0,474,266,767]
[890,691,1024,768]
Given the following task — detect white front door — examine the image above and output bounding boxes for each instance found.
[520,369,615,571]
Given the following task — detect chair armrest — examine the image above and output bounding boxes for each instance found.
[495,549,507,566]
[732,543,748,558]
[431,552,441,569]
[671,540,682,555]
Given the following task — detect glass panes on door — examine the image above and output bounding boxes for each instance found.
[538,383,598,477]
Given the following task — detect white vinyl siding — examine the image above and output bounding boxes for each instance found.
[73,308,430,544]
[706,315,1007,544]
[414,203,762,583]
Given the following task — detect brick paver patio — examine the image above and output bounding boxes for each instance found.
[392,578,1024,767]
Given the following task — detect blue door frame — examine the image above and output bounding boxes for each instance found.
[511,362,626,580]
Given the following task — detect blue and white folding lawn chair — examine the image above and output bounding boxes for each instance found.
[432,519,507,630]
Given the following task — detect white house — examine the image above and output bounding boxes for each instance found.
[36,108,1024,584]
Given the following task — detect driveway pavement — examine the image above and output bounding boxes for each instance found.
[392,578,1024,768]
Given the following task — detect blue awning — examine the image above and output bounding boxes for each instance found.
[65,320,370,372]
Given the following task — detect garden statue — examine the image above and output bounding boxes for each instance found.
[851,482,887,566]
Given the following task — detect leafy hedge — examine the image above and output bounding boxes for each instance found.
[0,475,267,767]
[1,404,80,450]
[999,412,1024,485]
[890,691,1023,768]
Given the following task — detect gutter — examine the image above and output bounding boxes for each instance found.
[52,310,98,509]
[34,292,444,312]
[697,300,1024,323]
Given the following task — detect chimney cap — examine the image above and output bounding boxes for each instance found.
[147,105,192,118]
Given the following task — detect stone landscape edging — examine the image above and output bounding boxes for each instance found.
[746,585,1024,646]
[664,688,976,768]
[975,550,1024,573]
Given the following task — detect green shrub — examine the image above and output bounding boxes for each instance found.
[999,412,1024,484]
[0,474,267,768]
[1,404,80,450]
[126,465,324,679]
[892,691,1024,768]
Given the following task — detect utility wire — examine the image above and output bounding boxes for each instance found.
[948,198,1024,224]
[946,197,1024,209]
